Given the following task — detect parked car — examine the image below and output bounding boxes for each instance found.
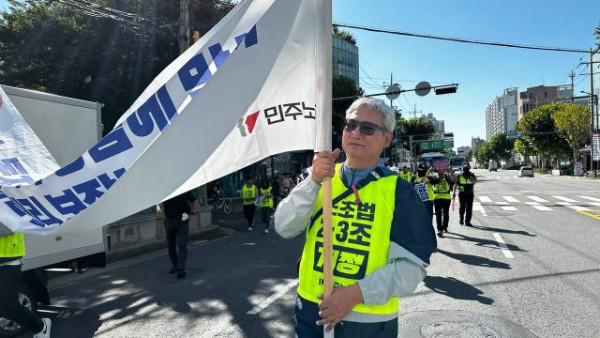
[518,166,534,177]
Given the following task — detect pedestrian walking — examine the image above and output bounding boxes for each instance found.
[430,168,454,237]
[275,97,436,337]
[0,229,52,338]
[241,177,257,231]
[156,190,198,279]
[259,180,274,234]
[456,164,477,226]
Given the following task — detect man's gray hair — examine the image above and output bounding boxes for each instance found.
[345,97,396,132]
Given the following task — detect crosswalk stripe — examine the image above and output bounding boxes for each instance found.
[555,201,572,206]
[503,196,520,203]
[528,196,550,203]
[502,206,517,211]
[553,196,578,203]
[580,196,600,203]
[586,202,600,208]
[479,196,492,203]
[496,202,509,205]
[493,233,514,258]
[473,202,487,216]
[567,205,591,211]
[533,205,552,211]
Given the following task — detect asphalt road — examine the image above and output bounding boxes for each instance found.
[26,169,600,338]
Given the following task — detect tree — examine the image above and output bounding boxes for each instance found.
[0,0,234,135]
[397,117,435,153]
[333,25,356,45]
[515,103,570,170]
[553,103,591,167]
[514,138,535,157]
[488,133,514,162]
[473,141,493,167]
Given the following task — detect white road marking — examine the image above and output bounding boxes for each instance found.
[502,206,517,211]
[567,205,591,211]
[580,196,600,203]
[493,233,514,258]
[553,196,578,203]
[555,201,572,206]
[586,202,600,208]
[473,202,487,217]
[247,279,298,315]
[528,196,550,203]
[496,201,509,205]
[526,201,552,211]
[503,196,520,203]
[479,196,492,203]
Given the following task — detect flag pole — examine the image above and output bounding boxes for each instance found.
[315,0,333,337]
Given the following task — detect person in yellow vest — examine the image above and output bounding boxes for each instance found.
[429,167,455,237]
[259,180,274,234]
[455,163,478,226]
[0,229,51,338]
[275,97,437,337]
[398,165,413,182]
[241,177,257,231]
[413,166,435,221]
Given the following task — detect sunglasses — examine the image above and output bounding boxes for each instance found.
[344,119,386,136]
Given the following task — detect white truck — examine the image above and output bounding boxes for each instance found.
[0,85,104,337]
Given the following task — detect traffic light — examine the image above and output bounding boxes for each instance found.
[434,85,458,95]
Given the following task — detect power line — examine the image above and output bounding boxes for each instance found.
[334,23,590,54]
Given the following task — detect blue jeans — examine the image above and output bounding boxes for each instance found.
[294,296,398,338]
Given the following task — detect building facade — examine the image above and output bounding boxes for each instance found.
[333,35,359,88]
[517,85,573,120]
[423,112,445,138]
[485,88,518,140]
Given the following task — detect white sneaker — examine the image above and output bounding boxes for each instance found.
[264,229,269,234]
[34,318,51,338]
[248,226,253,231]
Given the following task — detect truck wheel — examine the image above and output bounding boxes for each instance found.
[0,284,38,338]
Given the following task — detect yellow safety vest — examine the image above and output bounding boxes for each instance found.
[260,187,273,208]
[0,233,26,258]
[458,174,475,193]
[399,171,412,182]
[242,185,257,205]
[433,175,452,200]
[298,164,399,315]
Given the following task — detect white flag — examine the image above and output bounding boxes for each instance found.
[0,0,331,235]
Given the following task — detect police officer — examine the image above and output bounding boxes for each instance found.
[455,164,477,226]
[275,97,436,337]
[429,168,454,237]
[0,228,51,338]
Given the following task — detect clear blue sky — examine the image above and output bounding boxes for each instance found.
[333,0,600,149]
[2,0,599,149]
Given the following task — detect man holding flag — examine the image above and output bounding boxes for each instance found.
[275,98,437,337]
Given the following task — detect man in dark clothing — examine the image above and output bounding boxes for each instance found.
[455,164,477,226]
[156,190,198,279]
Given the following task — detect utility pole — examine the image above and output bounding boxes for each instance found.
[590,48,596,175]
[570,70,576,103]
[179,0,190,54]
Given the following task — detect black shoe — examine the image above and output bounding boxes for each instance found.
[459,220,464,225]
[177,270,186,279]
[437,231,443,238]
[466,223,473,227]
[444,228,448,233]
[169,266,177,274]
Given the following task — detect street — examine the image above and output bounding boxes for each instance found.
[30,170,600,337]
